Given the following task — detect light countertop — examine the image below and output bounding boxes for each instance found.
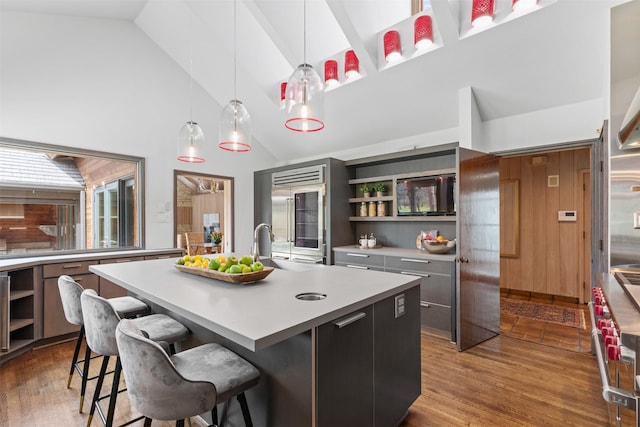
[90,258,421,352]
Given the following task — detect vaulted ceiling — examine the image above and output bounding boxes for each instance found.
[0,0,630,162]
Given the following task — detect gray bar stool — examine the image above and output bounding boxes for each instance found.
[81,289,190,427]
[58,275,150,412]
[116,318,260,427]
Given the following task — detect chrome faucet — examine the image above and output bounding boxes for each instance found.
[252,223,273,262]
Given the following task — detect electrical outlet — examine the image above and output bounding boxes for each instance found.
[395,294,405,318]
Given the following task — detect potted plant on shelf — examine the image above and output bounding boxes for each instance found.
[374,182,386,197]
[360,183,372,198]
[210,231,223,245]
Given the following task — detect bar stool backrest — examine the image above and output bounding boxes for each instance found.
[58,275,84,326]
[81,289,121,357]
[116,319,217,421]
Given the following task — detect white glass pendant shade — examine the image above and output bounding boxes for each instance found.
[177,121,205,163]
[285,63,325,132]
[219,99,252,152]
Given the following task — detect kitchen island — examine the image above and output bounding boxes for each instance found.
[90,257,421,427]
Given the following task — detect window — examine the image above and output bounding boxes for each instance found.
[93,177,135,248]
[0,137,144,257]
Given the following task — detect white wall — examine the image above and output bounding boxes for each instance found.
[0,11,277,251]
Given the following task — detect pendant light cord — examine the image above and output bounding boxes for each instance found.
[189,10,194,123]
[234,0,237,102]
[303,0,307,64]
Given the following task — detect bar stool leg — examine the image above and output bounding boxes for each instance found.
[87,355,110,427]
[105,358,123,427]
[237,393,253,427]
[143,418,152,427]
[68,326,85,388]
[79,340,93,412]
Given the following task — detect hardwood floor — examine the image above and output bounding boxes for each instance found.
[1,324,620,427]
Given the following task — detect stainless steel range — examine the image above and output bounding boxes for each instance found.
[592,266,640,426]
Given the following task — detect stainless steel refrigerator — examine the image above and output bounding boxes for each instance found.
[271,166,326,263]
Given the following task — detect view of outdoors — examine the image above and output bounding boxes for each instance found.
[0,140,143,257]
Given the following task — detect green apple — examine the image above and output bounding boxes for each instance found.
[251,261,264,272]
[239,255,253,266]
[218,265,227,272]
[208,258,221,270]
[229,264,244,274]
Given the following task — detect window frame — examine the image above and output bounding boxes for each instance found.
[0,137,145,258]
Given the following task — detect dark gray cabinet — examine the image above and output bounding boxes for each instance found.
[316,286,421,427]
[373,285,421,427]
[254,158,353,265]
[317,306,374,427]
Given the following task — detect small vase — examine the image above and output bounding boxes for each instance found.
[363,192,371,198]
[376,191,384,197]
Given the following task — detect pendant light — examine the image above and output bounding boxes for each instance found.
[219,0,252,152]
[284,0,324,132]
[177,10,205,163]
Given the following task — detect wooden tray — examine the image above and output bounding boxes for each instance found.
[174,264,274,284]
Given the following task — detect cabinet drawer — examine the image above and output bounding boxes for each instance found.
[43,274,99,338]
[420,302,451,334]
[334,251,384,268]
[43,261,98,278]
[384,256,453,275]
[99,256,145,265]
[144,252,182,260]
[386,270,451,306]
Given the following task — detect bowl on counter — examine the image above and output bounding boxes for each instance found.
[422,239,456,254]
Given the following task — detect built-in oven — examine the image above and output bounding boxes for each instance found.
[271,166,325,263]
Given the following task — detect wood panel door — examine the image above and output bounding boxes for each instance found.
[456,148,500,351]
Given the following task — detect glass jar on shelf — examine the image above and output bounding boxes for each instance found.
[368,201,376,217]
[360,202,367,217]
[377,201,386,217]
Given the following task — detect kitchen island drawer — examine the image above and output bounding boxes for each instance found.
[420,302,451,334]
[384,256,453,275]
[43,260,98,278]
[334,251,384,268]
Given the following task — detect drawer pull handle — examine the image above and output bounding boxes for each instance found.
[346,253,369,258]
[73,277,84,282]
[334,312,366,328]
[400,258,430,264]
[62,263,83,269]
[420,302,430,308]
[116,259,132,263]
[401,272,430,278]
[346,265,369,270]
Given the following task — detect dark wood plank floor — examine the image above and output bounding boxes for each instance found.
[1,325,620,427]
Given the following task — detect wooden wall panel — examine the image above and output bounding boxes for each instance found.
[499,147,590,300]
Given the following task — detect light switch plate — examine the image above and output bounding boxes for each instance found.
[635,212,640,229]
[395,294,405,318]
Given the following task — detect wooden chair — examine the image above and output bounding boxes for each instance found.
[184,232,205,256]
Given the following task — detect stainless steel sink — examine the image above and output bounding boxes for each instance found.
[260,258,323,272]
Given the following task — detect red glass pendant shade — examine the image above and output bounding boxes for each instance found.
[383,30,402,62]
[414,15,433,50]
[344,50,359,78]
[471,0,494,27]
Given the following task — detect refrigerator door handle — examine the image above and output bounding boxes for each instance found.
[288,197,294,243]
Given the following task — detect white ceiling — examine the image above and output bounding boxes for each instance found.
[0,0,634,162]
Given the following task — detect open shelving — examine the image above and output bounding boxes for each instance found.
[348,168,457,222]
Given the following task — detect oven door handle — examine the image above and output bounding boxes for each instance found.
[588,302,637,411]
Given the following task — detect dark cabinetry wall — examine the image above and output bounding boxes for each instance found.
[253,158,353,264]
[348,149,457,249]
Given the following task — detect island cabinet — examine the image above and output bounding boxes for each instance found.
[317,306,374,427]
[317,286,420,427]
